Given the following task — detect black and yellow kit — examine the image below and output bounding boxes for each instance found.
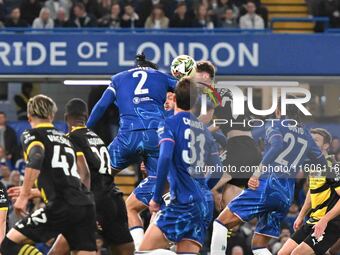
[292,156,340,255]
[69,126,133,245]
[16,123,96,251]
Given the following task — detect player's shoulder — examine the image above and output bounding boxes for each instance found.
[21,128,39,146]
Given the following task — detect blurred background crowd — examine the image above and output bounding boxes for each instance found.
[0,0,338,30]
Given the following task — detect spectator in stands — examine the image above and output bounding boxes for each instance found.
[32,7,54,28]
[14,82,32,120]
[0,112,19,167]
[213,0,239,20]
[0,162,11,187]
[169,2,192,28]
[98,3,121,28]
[19,0,41,25]
[121,3,140,28]
[54,7,69,27]
[239,1,264,29]
[8,170,21,188]
[136,0,173,25]
[44,0,71,21]
[0,0,5,22]
[220,8,238,28]
[192,3,214,28]
[144,4,169,28]
[318,0,340,27]
[231,246,244,255]
[96,0,112,20]
[4,7,28,27]
[69,2,97,27]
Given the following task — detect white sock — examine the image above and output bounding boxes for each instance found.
[135,249,176,255]
[252,248,272,255]
[210,220,228,255]
[130,226,144,251]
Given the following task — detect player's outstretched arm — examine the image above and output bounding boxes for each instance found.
[87,87,116,128]
[150,140,175,212]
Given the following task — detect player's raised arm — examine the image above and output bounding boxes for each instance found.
[87,83,116,128]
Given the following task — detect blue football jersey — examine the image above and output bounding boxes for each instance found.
[157,111,218,204]
[110,67,177,131]
[262,120,324,175]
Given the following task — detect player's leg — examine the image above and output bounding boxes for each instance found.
[108,131,145,250]
[1,207,56,255]
[1,229,42,255]
[251,233,272,255]
[126,191,148,250]
[64,205,97,255]
[139,223,170,251]
[98,189,134,255]
[47,234,69,255]
[221,183,243,209]
[278,224,313,255]
[292,221,340,255]
[328,239,340,255]
[291,242,315,255]
[176,239,201,254]
[210,207,242,255]
[277,238,299,255]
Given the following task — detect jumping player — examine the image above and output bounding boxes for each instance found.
[0,95,96,255]
[278,128,340,255]
[87,53,177,250]
[210,99,328,255]
[138,77,220,254]
[48,98,134,255]
[195,61,261,209]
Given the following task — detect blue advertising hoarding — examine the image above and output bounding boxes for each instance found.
[0,32,340,75]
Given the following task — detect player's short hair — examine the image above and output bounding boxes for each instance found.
[28,94,57,119]
[311,128,332,145]
[65,98,88,120]
[135,52,158,70]
[175,77,198,111]
[196,61,216,79]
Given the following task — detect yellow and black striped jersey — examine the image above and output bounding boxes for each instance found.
[307,155,340,224]
[21,123,93,206]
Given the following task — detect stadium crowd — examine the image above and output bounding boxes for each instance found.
[1,83,340,255]
[0,0,270,29]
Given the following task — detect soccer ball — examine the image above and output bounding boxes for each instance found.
[170,55,197,79]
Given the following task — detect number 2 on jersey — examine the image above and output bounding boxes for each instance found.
[133,71,149,95]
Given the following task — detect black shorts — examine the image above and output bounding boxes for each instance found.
[222,136,261,188]
[292,222,340,255]
[15,201,96,251]
[95,189,133,245]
